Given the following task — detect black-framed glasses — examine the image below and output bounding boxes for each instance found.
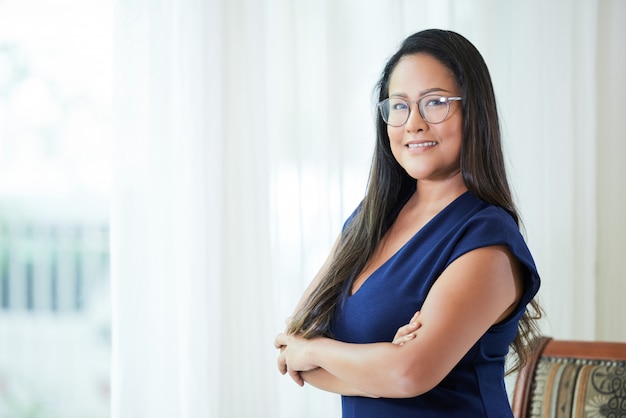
[377,95,463,126]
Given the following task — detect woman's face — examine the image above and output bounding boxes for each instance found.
[386,53,463,183]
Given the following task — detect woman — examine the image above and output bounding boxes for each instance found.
[274,29,542,418]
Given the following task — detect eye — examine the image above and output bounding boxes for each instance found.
[422,96,448,107]
[389,99,409,112]
[423,96,447,107]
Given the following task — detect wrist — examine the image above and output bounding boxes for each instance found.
[307,336,328,369]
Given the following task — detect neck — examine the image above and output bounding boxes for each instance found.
[412,172,468,206]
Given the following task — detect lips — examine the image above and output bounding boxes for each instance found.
[407,141,437,149]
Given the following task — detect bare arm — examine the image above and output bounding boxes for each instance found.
[299,310,422,394]
[299,369,378,397]
[298,315,422,397]
[276,245,524,398]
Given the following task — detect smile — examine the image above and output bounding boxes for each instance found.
[407,142,437,148]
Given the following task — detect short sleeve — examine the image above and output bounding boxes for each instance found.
[448,206,540,313]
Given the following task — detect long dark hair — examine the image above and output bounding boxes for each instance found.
[287,29,542,373]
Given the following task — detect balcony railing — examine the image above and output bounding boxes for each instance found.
[0,220,109,312]
[0,219,111,417]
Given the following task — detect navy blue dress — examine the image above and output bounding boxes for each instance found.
[331,192,540,418]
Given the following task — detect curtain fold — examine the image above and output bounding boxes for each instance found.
[111,0,222,416]
[596,0,626,341]
[110,1,625,417]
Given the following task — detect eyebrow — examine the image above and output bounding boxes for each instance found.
[389,87,453,97]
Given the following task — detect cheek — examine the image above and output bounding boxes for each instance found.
[448,117,463,140]
[434,120,462,144]
[387,126,403,143]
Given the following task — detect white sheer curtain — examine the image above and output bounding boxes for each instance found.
[110,0,625,417]
[111,1,221,416]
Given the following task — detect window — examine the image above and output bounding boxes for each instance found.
[0,1,112,417]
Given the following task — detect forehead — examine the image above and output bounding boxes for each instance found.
[388,53,458,94]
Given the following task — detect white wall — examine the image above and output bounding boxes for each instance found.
[596,0,626,341]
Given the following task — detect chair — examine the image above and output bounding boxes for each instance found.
[511,336,626,418]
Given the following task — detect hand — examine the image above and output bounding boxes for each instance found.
[392,311,422,346]
[274,333,320,386]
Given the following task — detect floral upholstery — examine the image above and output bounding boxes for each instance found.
[528,356,626,418]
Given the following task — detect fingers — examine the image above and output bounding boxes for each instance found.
[392,321,420,345]
[289,369,304,387]
[410,311,422,323]
[276,333,289,375]
[392,311,423,345]
[274,333,287,349]
[275,335,304,386]
[396,330,417,346]
[277,350,288,375]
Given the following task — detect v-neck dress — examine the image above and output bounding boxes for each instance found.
[331,191,540,418]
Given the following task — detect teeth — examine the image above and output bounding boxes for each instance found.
[408,142,437,148]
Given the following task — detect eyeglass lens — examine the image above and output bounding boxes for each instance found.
[379,95,453,126]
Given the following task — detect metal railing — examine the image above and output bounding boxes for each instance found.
[0,221,109,312]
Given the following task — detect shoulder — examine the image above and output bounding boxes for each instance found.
[452,198,524,252]
[447,196,540,304]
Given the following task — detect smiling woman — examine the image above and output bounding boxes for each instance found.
[385,53,464,184]
[107,1,625,417]
[276,29,542,418]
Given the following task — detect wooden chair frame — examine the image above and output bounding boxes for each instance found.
[511,336,626,418]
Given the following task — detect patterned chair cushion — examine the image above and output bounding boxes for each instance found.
[528,356,626,418]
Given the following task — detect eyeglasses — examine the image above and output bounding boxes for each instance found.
[377,95,462,126]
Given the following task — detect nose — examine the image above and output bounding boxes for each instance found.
[405,102,427,132]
